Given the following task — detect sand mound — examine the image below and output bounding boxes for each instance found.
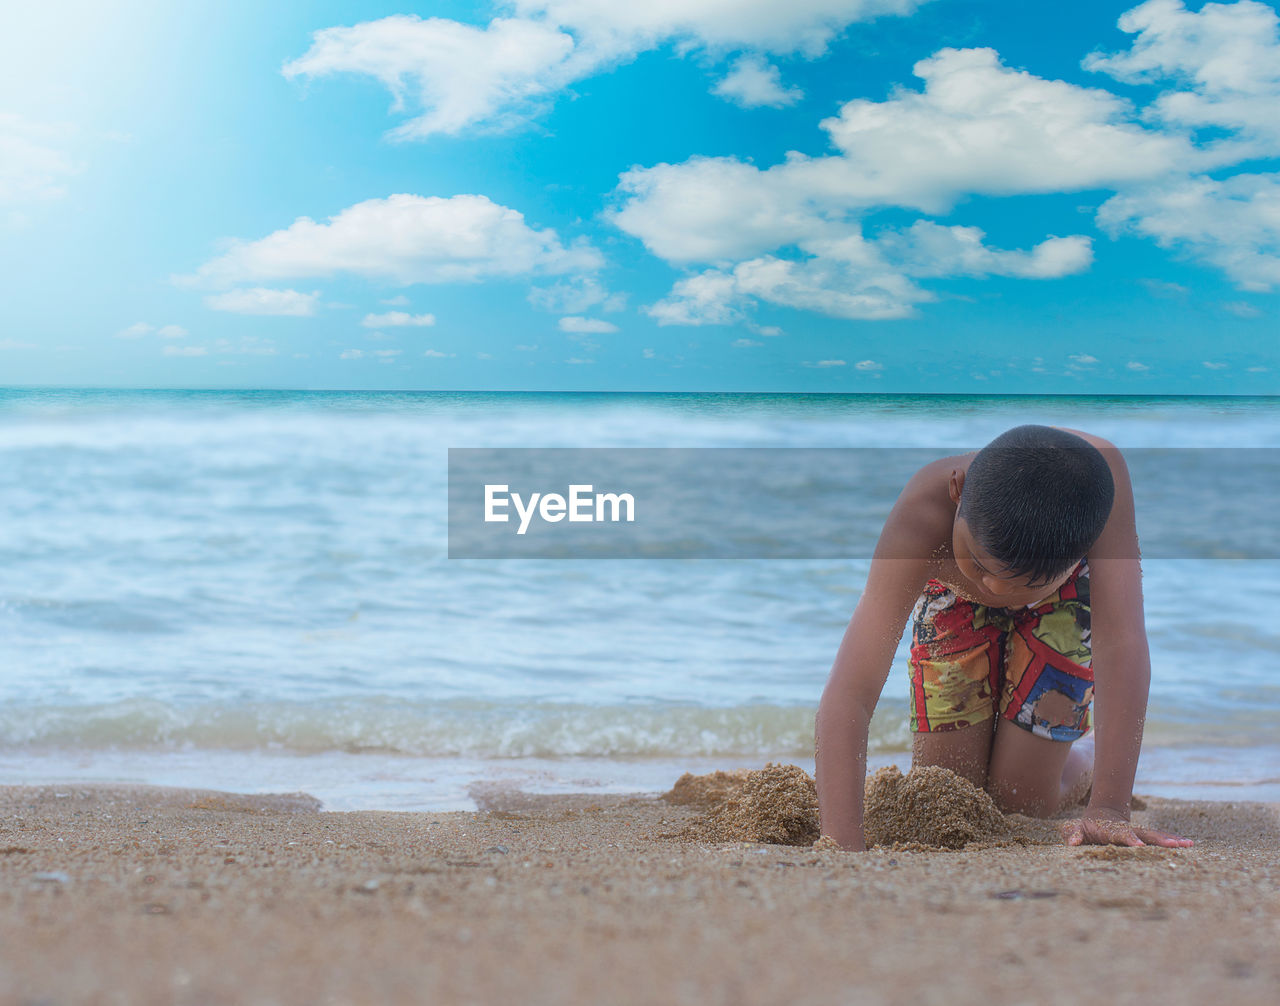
[668,763,818,846]
[664,769,751,808]
[668,763,1010,850]
[863,765,1008,849]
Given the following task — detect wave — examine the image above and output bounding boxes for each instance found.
[0,697,877,758]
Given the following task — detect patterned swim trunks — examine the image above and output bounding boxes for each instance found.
[908,558,1092,741]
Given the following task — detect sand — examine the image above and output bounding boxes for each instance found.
[2,777,1278,1005]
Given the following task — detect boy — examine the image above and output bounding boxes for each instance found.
[815,424,1193,850]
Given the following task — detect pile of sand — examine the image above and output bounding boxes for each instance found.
[663,769,751,808]
[666,763,819,846]
[863,765,1009,849]
[666,763,1011,850]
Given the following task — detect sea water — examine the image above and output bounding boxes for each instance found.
[1,389,1277,808]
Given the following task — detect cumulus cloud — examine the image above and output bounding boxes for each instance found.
[1098,173,1280,290]
[284,2,925,138]
[713,54,803,107]
[0,113,79,211]
[645,223,1090,323]
[878,222,1093,278]
[183,194,601,288]
[205,287,320,316]
[558,316,619,333]
[614,47,1192,264]
[1085,0,1280,158]
[162,345,207,357]
[528,275,626,313]
[361,310,437,327]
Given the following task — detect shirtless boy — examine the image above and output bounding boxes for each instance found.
[815,424,1193,850]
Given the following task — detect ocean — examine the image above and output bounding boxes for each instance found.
[1,389,1277,808]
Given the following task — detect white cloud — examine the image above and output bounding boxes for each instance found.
[0,113,78,210]
[713,55,803,108]
[878,222,1093,278]
[645,224,1090,324]
[1222,300,1261,317]
[855,359,883,370]
[162,345,207,357]
[1127,360,1150,370]
[808,359,846,367]
[205,287,321,316]
[516,343,539,351]
[0,338,38,350]
[1203,360,1228,368]
[565,356,594,364]
[284,3,925,138]
[1069,354,1099,366]
[423,348,455,357]
[1085,0,1280,159]
[646,270,744,325]
[340,349,364,359]
[517,1,925,56]
[284,16,577,140]
[1098,173,1280,290]
[381,295,411,306]
[558,315,619,333]
[117,322,188,340]
[361,310,437,327]
[733,338,762,346]
[184,194,602,288]
[374,349,403,363]
[614,48,1191,265]
[528,275,626,313]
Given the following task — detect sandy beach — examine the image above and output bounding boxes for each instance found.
[1,774,1277,1006]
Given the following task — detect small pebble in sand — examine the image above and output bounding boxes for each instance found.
[863,765,1008,850]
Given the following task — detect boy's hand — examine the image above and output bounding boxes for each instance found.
[1060,806,1193,848]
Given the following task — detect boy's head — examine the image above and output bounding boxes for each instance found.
[954,425,1115,588]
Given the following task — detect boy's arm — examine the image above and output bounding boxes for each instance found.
[1060,436,1191,847]
[816,503,930,851]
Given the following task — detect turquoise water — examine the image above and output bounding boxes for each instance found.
[1,389,1277,807]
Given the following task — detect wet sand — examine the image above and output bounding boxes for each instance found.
[1,776,1277,1005]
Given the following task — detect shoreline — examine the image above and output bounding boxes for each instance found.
[6,744,1280,812]
[2,781,1277,1005]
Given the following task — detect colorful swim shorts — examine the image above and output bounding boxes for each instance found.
[907,558,1093,742]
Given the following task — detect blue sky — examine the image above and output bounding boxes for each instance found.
[1,0,1277,392]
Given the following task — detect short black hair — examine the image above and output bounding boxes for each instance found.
[958,424,1115,586]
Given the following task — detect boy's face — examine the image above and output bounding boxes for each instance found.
[951,515,1077,602]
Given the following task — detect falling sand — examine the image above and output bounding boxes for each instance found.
[666,763,1010,849]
